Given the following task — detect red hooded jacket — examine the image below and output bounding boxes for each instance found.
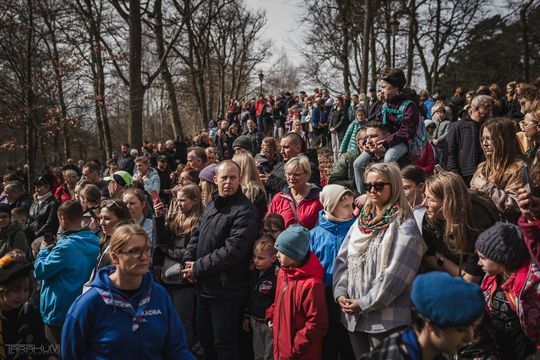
[518,216,540,265]
[266,185,323,230]
[266,251,328,360]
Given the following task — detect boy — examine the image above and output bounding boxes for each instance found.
[266,225,328,360]
[243,235,278,360]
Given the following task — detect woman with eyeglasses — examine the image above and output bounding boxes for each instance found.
[332,162,426,357]
[521,104,540,164]
[266,155,323,229]
[471,117,527,223]
[61,224,194,360]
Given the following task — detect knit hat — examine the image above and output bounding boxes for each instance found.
[275,225,310,261]
[232,135,253,153]
[411,272,484,327]
[0,255,33,284]
[199,164,216,185]
[0,204,11,217]
[381,69,406,90]
[475,222,529,268]
[320,184,353,215]
[112,170,133,188]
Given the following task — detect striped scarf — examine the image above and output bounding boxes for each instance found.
[95,287,151,332]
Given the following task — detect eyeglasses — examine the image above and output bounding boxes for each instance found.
[286,172,305,179]
[520,122,536,131]
[363,182,390,192]
[119,246,152,258]
[100,199,123,210]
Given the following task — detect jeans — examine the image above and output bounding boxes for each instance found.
[354,142,408,194]
[168,286,195,346]
[196,294,245,360]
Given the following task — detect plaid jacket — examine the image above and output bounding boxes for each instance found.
[359,331,449,360]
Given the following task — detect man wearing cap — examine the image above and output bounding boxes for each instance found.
[182,160,259,359]
[117,143,135,174]
[232,135,253,155]
[361,272,485,360]
[107,170,133,199]
[133,156,161,194]
[0,204,28,258]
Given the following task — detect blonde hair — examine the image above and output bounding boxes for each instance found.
[109,224,150,256]
[425,172,475,253]
[200,180,217,207]
[362,162,412,222]
[284,155,311,177]
[232,153,266,202]
[169,184,203,236]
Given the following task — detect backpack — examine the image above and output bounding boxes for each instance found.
[381,99,428,162]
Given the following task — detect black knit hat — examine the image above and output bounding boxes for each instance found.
[232,135,253,153]
[475,222,529,268]
[381,69,406,90]
[0,255,33,284]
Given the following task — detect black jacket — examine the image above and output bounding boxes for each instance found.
[28,193,59,239]
[446,116,485,178]
[246,265,278,319]
[185,188,259,299]
[9,192,32,212]
[117,153,135,174]
[328,107,349,140]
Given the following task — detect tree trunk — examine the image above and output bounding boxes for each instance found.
[360,0,371,94]
[521,0,534,82]
[128,0,144,150]
[25,0,36,191]
[406,0,415,85]
[384,4,391,68]
[370,25,377,89]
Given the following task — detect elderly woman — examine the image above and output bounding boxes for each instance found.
[266,155,323,229]
[332,162,426,357]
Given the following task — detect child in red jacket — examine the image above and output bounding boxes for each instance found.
[266,225,328,360]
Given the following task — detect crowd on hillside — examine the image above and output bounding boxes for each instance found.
[1,67,540,360]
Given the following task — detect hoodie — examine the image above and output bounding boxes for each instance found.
[34,228,100,326]
[61,266,194,360]
[266,251,329,360]
[266,185,323,230]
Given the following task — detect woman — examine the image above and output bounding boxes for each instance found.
[422,171,498,282]
[61,224,194,359]
[228,123,240,143]
[121,188,155,246]
[471,117,527,223]
[401,165,426,232]
[266,155,322,230]
[255,137,281,174]
[55,169,79,203]
[153,184,202,348]
[521,104,540,165]
[506,81,522,120]
[28,175,59,239]
[232,153,267,219]
[198,164,217,207]
[332,162,426,357]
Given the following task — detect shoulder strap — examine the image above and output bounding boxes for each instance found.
[286,197,301,225]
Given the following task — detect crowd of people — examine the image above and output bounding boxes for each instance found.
[1,67,540,360]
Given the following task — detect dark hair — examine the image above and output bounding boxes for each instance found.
[83,161,100,173]
[520,84,539,101]
[263,213,285,234]
[411,307,427,331]
[365,120,388,134]
[11,207,28,218]
[58,200,84,223]
[122,143,130,148]
[284,132,306,152]
[188,147,208,164]
[401,165,426,185]
[100,199,131,222]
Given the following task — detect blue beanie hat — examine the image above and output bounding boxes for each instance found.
[411,272,484,327]
[275,225,310,261]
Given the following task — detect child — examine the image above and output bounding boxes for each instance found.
[243,236,278,360]
[266,225,328,360]
[262,213,285,240]
[310,184,356,359]
[476,222,539,359]
[339,107,367,155]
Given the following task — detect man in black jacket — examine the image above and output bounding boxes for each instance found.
[447,95,493,185]
[117,143,135,174]
[183,160,259,360]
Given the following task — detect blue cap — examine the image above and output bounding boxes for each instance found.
[275,225,310,261]
[411,272,484,327]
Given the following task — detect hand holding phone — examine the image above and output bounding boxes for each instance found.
[520,166,534,210]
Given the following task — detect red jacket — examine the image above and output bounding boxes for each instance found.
[267,186,323,230]
[54,184,72,203]
[266,251,328,360]
[481,259,540,348]
[518,216,540,265]
[256,100,265,117]
[414,143,435,176]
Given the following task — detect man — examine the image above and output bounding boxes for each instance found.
[348,94,360,122]
[82,161,109,197]
[117,143,135,174]
[133,156,161,194]
[156,155,172,204]
[33,200,100,345]
[242,118,263,154]
[0,203,28,258]
[361,272,484,360]
[183,161,259,359]
[186,147,208,172]
[232,135,253,155]
[165,139,180,169]
[4,180,32,211]
[447,94,494,185]
[261,132,321,197]
[150,141,169,168]
[107,170,133,199]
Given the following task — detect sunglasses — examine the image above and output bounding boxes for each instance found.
[363,182,390,192]
[100,199,123,210]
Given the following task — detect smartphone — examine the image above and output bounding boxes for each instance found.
[88,208,100,223]
[150,190,161,204]
[520,165,534,209]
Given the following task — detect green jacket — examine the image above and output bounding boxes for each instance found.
[0,220,28,258]
[339,120,362,154]
[328,150,359,195]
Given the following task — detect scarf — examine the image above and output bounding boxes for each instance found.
[96,286,151,332]
[357,203,399,234]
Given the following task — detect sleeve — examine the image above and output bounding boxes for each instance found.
[36,200,59,237]
[518,216,540,265]
[446,122,460,173]
[436,121,451,144]
[328,157,354,190]
[332,227,352,300]
[61,294,93,360]
[292,281,329,357]
[162,288,196,360]
[339,123,354,153]
[383,102,420,148]
[184,220,200,262]
[309,162,321,187]
[192,208,259,278]
[145,172,161,193]
[477,172,522,222]
[34,241,69,280]
[266,165,287,195]
[357,224,426,312]
[334,111,347,132]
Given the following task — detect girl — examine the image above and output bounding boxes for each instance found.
[79,184,102,231]
[262,213,285,240]
[232,153,267,219]
[400,165,426,231]
[198,164,217,207]
[61,225,194,359]
[339,107,367,155]
[122,188,155,246]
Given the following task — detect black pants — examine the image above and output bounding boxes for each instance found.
[196,294,244,360]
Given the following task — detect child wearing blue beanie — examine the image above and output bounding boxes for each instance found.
[266,225,328,360]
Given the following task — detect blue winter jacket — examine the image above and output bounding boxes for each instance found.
[34,229,100,326]
[61,266,194,360]
[309,210,356,286]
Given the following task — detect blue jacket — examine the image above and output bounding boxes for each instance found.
[423,97,436,119]
[309,211,356,286]
[61,266,194,360]
[34,229,100,326]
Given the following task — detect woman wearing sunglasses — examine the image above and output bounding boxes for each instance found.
[61,224,194,360]
[332,162,426,357]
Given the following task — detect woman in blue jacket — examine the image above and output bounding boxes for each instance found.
[61,224,194,360]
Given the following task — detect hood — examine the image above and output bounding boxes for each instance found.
[281,251,324,281]
[282,183,321,201]
[59,229,100,256]
[90,265,153,296]
[317,210,356,235]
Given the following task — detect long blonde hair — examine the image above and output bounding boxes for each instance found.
[169,184,203,236]
[425,172,475,253]
[232,153,266,202]
[362,162,412,222]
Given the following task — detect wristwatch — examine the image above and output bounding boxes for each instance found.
[437,256,445,267]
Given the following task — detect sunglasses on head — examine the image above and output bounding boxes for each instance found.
[100,199,123,210]
[363,182,390,192]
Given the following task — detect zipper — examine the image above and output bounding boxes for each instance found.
[276,274,288,359]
